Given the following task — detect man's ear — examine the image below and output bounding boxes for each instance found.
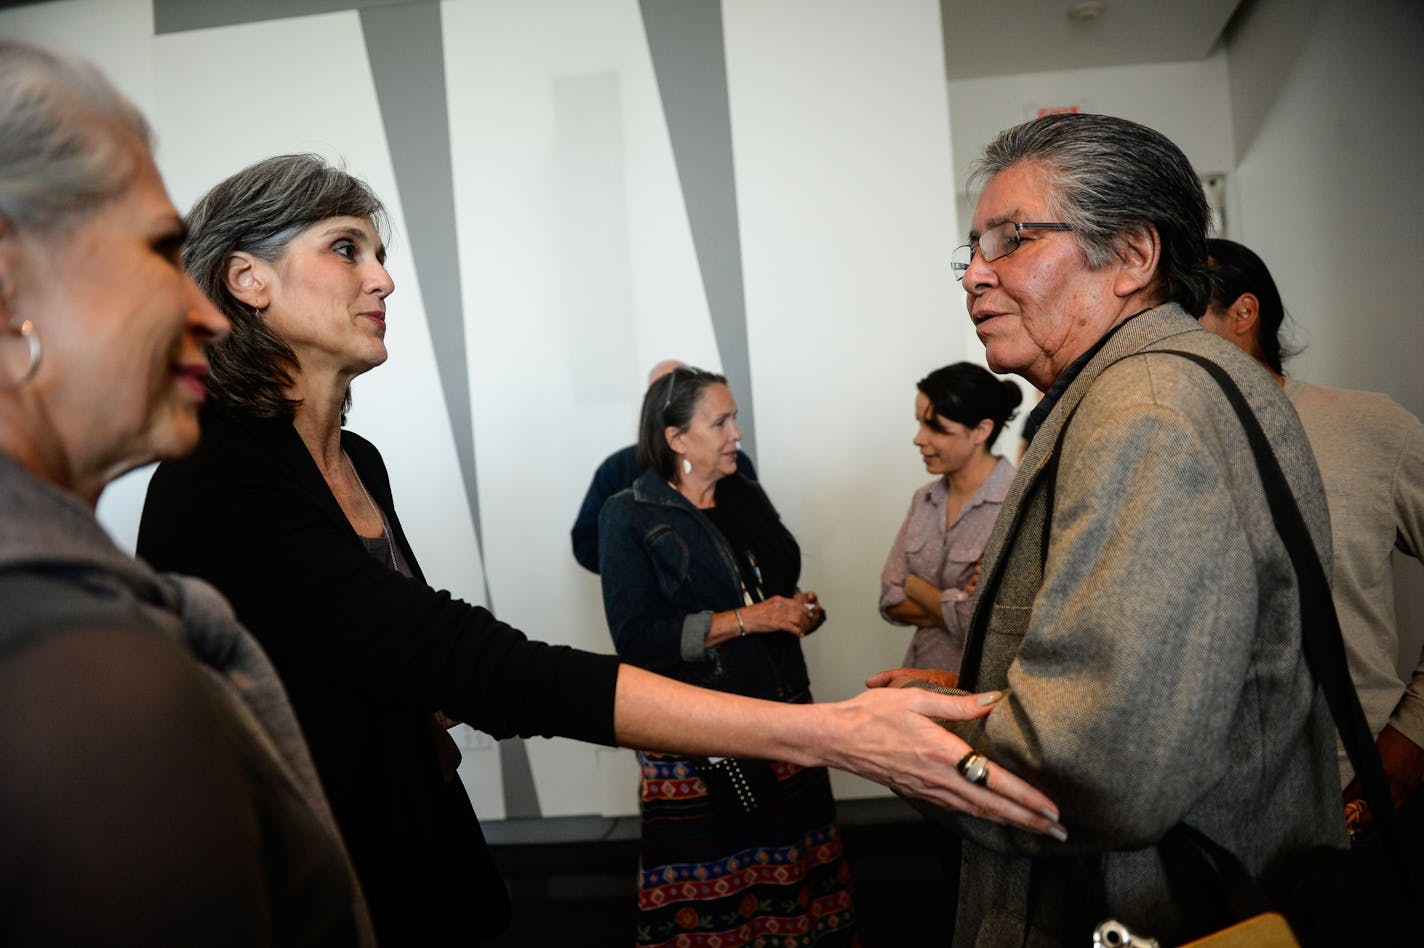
[1227,291,1261,341]
[1112,223,1161,299]
[223,251,269,310]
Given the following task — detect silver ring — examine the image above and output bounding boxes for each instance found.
[957,752,990,787]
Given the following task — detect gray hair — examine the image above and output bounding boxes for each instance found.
[183,154,388,419]
[970,113,1212,316]
[0,39,152,234]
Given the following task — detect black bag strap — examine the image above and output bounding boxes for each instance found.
[1153,350,1410,889]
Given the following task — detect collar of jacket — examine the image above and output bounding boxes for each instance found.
[630,467,706,512]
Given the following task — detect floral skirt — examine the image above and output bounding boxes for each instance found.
[634,752,860,948]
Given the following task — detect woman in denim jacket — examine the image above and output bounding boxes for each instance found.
[599,367,857,947]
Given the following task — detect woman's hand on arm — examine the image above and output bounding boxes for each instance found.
[611,665,1065,840]
[963,558,983,595]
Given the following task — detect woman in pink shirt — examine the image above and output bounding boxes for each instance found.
[880,363,1021,680]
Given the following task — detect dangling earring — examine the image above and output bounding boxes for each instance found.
[2,318,42,387]
[682,458,692,476]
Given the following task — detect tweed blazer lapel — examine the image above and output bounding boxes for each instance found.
[961,304,1199,691]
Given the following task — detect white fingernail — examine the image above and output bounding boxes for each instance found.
[1048,825,1068,843]
[975,691,1003,706]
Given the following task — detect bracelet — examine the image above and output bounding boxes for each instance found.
[735,609,747,636]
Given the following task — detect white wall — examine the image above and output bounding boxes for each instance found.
[723,0,962,799]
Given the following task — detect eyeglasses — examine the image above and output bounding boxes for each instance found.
[951,221,1074,277]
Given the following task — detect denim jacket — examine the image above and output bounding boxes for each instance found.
[598,469,810,703]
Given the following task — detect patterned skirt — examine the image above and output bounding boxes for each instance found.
[634,752,860,948]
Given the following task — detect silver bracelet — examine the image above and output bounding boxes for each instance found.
[735,609,747,636]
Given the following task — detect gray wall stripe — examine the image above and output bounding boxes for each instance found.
[359,3,541,821]
[639,0,757,459]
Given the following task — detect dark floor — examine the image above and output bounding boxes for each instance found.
[484,798,952,946]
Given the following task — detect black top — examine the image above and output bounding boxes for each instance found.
[138,411,621,945]
[702,495,795,607]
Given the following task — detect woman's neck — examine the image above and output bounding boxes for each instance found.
[946,449,999,500]
[673,472,718,509]
[0,405,115,509]
[287,374,350,477]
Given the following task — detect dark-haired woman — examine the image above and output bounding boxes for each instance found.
[599,368,857,947]
[880,363,1021,679]
[138,157,1065,945]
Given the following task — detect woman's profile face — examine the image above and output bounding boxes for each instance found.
[258,215,394,383]
[671,382,741,483]
[11,143,228,483]
[911,392,984,477]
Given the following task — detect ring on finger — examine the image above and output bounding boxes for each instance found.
[957,752,990,787]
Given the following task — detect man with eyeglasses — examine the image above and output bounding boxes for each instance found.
[871,113,1344,944]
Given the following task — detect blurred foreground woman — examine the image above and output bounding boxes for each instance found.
[0,40,370,946]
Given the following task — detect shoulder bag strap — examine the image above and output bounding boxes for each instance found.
[1153,350,1413,894]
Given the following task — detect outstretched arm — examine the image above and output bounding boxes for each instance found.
[611,663,1064,838]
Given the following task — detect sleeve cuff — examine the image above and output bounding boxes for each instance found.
[680,611,713,663]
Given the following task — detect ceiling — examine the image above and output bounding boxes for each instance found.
[940,0,1245,80]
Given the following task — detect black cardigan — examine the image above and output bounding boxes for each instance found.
[138,412,620,945]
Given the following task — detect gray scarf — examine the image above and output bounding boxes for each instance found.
[0,453,375,946]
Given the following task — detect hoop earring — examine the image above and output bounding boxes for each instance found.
[3,318,41,387]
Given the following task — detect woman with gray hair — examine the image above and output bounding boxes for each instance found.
[0,41,370,945]
[138,154,1065,943]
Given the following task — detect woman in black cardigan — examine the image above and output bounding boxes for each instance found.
[138,154,1065,945]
